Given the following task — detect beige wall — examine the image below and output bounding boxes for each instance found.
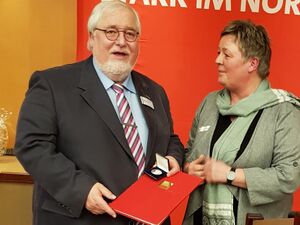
[0,0,77,148]
[0,1,76,225]
[0,182,33,225]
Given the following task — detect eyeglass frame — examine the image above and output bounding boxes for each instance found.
[94,27,139,42]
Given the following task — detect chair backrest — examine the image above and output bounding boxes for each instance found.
[245,212,300,225]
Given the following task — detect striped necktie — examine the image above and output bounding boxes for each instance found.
[112,83,145,177]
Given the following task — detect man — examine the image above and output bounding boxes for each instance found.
[14,1,184,225]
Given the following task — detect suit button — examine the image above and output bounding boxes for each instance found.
[293,161,298,167]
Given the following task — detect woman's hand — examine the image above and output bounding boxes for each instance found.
[202,158,247,188]
[184,154,206,178]
[203,158,230,183]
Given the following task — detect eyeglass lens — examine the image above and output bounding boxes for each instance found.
[105,28,138,42]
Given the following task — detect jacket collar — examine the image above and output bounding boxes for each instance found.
[77,56,157,167]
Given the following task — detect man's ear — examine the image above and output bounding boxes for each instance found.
[248,57,259,73]
[87,32,94,51]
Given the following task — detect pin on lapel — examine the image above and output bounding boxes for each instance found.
[198,125,210,132]
[140,96,154,109]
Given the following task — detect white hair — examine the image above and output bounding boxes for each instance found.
[87,0,141,34]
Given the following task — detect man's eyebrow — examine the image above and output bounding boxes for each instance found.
[105,25,137,31]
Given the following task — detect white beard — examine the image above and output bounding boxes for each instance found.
[99,60,133,82]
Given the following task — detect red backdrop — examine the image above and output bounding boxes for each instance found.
[77,0,300,223]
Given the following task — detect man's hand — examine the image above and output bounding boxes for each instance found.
[165,155,181,177]
[85,182,117,218]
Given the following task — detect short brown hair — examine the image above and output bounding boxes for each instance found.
[221,20,271,79]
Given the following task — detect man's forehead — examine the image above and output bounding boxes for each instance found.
[98,8,138,30]
[103,25,137,31]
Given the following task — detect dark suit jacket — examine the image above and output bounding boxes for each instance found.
[14,56,184,225]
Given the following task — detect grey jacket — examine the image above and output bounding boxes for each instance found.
[183,91,300,225]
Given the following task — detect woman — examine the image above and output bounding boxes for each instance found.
[183,20,300,225]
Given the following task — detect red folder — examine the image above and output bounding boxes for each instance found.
[109,171,203,225]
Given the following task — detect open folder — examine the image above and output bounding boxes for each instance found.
[109,171,203,225]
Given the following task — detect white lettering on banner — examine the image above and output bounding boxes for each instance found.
[151,0,168,6]
[124,0,150,5]
[285,0,300,15]
[170,0,187,7]
[117,0,300,15]
[240,0,259,12]
[262,0,283,14]
[241,0,300,14]
[124,0,187,7]
[196,0,231,11]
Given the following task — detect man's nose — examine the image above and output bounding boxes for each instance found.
[115,32,126,46]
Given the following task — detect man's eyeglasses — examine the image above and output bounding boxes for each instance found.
[94,28,139,42]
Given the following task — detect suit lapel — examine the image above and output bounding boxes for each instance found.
[77,57,133,159]
[131,72,157,166]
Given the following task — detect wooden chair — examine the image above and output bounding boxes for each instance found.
[245,212,300,225]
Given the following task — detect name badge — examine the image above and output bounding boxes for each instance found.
[140,96,154,109]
